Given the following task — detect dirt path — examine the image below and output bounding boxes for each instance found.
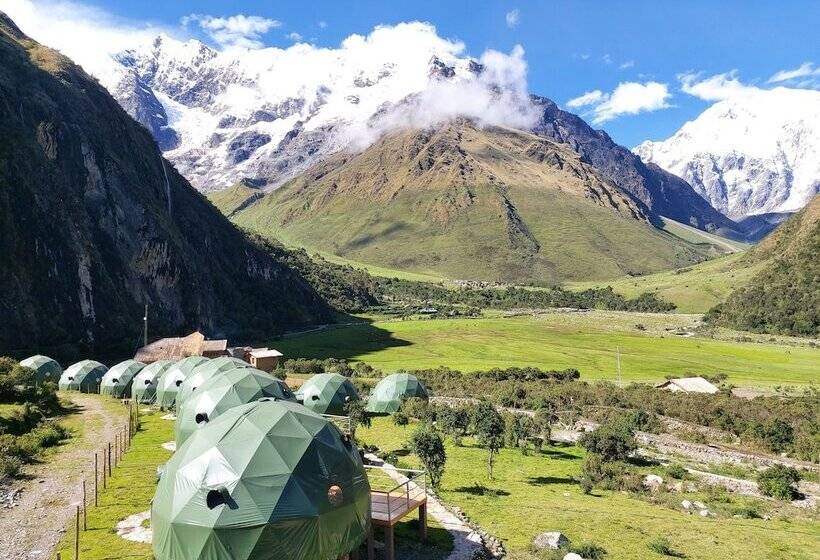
[0,393,126,560]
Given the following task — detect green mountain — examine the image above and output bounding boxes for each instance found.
[213,120,712,284]
[0,14,331,358]
[707,196,819,336]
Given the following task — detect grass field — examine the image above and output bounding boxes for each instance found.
[566,253,765,313]
[358,418,820,560]
[54,404,452,560]
[272,312,819,387]
[659,216,750,254]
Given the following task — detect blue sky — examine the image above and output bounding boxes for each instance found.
[8,0,820,146]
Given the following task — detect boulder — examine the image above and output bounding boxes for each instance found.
[681,500,693,510]
[643,474,664,490]
[564,554,584,560]
[534,531,569,550]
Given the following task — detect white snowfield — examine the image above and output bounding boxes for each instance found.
[634,87,820,220]
[104,23,536,192]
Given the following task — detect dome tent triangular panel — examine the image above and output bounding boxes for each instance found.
[100,360,146,398]
[131,360,174,404]
[59,360,107,393]
[175,367,296,445]
[19,355,62,385]
[295,373,360,416]
[153,399,371,560]
[156,356,210,410]
[365,373,429,414]
[175,357,250,410]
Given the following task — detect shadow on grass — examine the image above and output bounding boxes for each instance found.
[526,475,576,486]
[538,447,580,460]
[269,319,414,363]
[453,483,511,497]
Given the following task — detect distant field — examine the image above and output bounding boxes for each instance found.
[317,251,449,283]
[359,417,820,560]
[273,312,819,387]
[567,253,764,313]
[659,215,751,253]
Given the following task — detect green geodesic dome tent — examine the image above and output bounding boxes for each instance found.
[19,355,62,385]
[365,373,429,414]
[100,360,146,398]
[176,357,249,409]
[175,367,296,445]
[132,360,174,404]
[156,357,210,410]
[58,360,107,393]
[153,399,371,560]
[295,373,360,416]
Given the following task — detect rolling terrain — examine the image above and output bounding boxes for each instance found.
[213,121,713,284]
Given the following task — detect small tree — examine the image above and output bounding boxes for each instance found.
[758,465,801,500]
[409,426,446,488]
[437,406,469,446]
[473,402,505,479]
[345,401,371,441]
[579,420,636,462]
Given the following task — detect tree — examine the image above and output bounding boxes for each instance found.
[579,420,636,462]
[409,426,446,488]
[473,402,505,479]
[437,406,469,446]
[345,401,370,441]
[758,465,801,500]
[532,407,553,451]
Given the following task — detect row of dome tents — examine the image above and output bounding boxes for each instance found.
[155,371,431,560]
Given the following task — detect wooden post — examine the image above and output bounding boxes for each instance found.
[384,525,395,560]
[74,505,80,560]
[366,527,374,560]
[101,449,107,489]
[93,454,98,507]
[82,481,87,530]
[107,442,112,476]
[418,502,427,541]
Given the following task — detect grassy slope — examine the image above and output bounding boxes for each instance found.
[660,216,750,253]
[213,123,711,284]
[567,253,765,313]
[359,418,820,560]
[272,312,819,386]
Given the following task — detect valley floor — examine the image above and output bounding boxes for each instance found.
[271,310,819,387]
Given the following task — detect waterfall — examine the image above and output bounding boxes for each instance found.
[160,157,172,217]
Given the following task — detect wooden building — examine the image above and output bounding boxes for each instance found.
[248,348,284,372]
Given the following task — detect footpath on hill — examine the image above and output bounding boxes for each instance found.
[0,394,126,560]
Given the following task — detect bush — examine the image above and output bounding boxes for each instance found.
[392,412,409,427]
[732,505,761,519]
[400,397,432,421]
[580,420,636,462]
[647,536,683,557]
[0,455,22,479]
[665,464,687,479]
[408,426,446,488]
[570,542,607,559]
[757,465,801,500]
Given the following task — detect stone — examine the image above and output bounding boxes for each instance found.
[681,500,693,510]
[534,531,570,550]
[643,474,664,489]
[564,554,585,560]
[699,509,710,517]
[693,501,706,509]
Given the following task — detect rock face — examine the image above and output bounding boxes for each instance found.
[533,531,569,550]
[531,96,744,238]
[0,13,331,358]
[634,87,820,220]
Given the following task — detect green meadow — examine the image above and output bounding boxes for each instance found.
[273,311,819,387]
[358,418,820,560]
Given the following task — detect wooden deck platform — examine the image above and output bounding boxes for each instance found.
[370,490,426,526]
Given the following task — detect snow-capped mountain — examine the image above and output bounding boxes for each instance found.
[104,25,534,191]
[634,87,820,219]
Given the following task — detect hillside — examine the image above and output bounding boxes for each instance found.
[0,13,332,357]
[707,196,819,336]
[214,120,712,284]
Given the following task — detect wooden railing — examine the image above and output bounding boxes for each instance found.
[365,466,427,524]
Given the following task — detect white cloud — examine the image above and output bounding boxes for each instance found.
[768,62,820,87]
[567,82,672,124]
[318,21,328,29]
[182,13,280,48]
[566,90,605,108]
[505,9,520,28]
[678,71,759,101]
[602,53,612,65]
[619,60,635,70]
[286,32,302,42]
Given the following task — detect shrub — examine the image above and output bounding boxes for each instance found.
[392,412,409,427]
[665,464,687,479]
[0,455,22,478]
[647,536,683,557]
[580,420,636,462]
[732,505,761,519]
[757,465,801,500]
[400,397,432,421]
[408,426,446,488]
[570,542,607,559]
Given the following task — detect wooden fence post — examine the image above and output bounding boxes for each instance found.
[107,442,112,477]
[74,505,80,560]
[82,481,87,531]
[93,454,98,507]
